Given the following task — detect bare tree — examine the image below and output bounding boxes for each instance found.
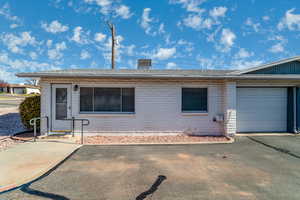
[25,79,39,86]
[0,79,8,87]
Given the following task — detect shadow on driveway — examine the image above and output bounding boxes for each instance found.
[21,184,70,200]
[247,135,300,159]
[135,175,167,200]
[1,136,300,200]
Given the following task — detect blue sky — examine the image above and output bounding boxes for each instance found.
[1,0,300,83]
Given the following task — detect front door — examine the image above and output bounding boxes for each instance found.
[51,84,72,132]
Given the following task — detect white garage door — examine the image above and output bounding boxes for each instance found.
[237,88,287,132]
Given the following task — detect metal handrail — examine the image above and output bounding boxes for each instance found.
[63,117,90,144]
[29,116,49,142]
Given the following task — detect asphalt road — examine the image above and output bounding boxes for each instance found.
[0,94,24,108]
[1,136,300,200]
[0,94,27,136]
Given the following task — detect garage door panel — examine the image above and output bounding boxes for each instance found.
[237,88,287,132]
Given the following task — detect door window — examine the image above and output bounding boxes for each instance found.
[56,88,68,119]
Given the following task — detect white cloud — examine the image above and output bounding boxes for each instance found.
[166,62,179,69]
[0,3,21,24]
[84,0,112,14]
[140,8,154,35]
[29,51,38,60]
[96,34,130,63]
[217,28,236,52]
[115,5,132,19]
[267,34,287,53]
[0,51,60,79]
[182,14,217,30]
[80,49,91,60]
[234,48,253,59]
[94,32,106,42]
[196,54,226,70]
[269,43,284,53]
[153,47,176,60]
[169,0,205,13]
[83,0,132,19]
[278,8,300,31]
[0,68,16,82]
[10,23,19,29]
[245,18,261,32]
[41,20,69,33]
[48,42,67,60]
[209,7,227,19]
[46,40,53,48]
[1,32,37,54]
[262,16,270,21]
[183,14,202,29]
[71,26,89,44]
[182,8,226,31]
[231,59,264,70]
[90,61,98,68]
[158,23,165,34]
[126,44,135,56]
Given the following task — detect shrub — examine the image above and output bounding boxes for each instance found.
[19,95,40,130]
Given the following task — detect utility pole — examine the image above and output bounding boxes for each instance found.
[107,22,115,70]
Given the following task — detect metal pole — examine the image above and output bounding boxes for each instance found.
[111,24,115,70]
[46,116,49,136]
[72,117,75,137]
[81,120,83,144]
[33,119,36,142]
[107,22,115,70]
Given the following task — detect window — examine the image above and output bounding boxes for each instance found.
[80,87,135,113]
[182,88,208,112]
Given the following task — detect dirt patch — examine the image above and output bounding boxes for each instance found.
[79,135,229,144]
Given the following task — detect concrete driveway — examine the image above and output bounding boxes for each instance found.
[1,136,300,200]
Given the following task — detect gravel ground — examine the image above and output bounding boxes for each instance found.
[0,107,27,137]
[79,135,229,144]
[0,137,24,151]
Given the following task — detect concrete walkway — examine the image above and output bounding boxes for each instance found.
[0,141,80,192]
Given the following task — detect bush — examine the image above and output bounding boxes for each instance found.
[19,95,40,130]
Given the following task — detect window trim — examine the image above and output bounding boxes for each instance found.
[79,87,135,114]
[181,87,209,113]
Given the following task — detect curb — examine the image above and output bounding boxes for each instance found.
[236,133,296,137]
[0,145,82,194]
[81,137,235,146]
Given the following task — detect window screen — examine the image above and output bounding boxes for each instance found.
[182,88,208,112]
[80,87,135,113]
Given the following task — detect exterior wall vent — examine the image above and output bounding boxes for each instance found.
[137,59,152,70]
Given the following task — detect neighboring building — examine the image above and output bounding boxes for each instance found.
[16,56,300,136]
[0,84,40,94]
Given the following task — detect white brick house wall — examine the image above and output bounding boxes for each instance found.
[40,82,51,135]
[40,79,228,136]
[224,82,237,136]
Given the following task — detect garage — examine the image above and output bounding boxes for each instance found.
[237,87,287,133]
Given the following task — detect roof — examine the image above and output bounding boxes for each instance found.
[9,84,40,89]
[231,56,300,75]
[16,69,235,79]
[16,56,300,80]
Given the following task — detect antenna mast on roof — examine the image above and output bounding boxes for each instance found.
[107,21,115,70]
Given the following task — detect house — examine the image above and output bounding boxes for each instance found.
[16,56,300,137]
[0,84,40,94]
